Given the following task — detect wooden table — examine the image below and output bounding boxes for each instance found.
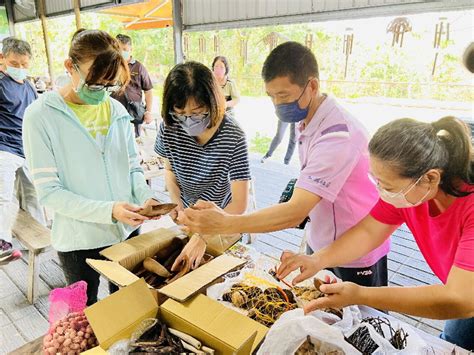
[136,134,165,182]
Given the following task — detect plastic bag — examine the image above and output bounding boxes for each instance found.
[43,281,99,354]
[257,309,359,354]
[48,281,88,326]
[344,320,429,354]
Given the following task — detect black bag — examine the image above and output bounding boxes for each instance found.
[124,91,146,125]
[279,178,310,230]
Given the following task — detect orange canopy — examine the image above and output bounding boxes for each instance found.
[100,0,172,30]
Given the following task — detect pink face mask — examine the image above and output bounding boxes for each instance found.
[213,67,226,77]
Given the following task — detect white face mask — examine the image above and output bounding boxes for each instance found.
[375,175,431,208]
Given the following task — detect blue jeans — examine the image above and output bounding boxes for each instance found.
[441,317,474,350]
[264,120,296,164]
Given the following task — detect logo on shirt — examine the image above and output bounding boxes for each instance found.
[308,176,331,188]
[356,270,373,276]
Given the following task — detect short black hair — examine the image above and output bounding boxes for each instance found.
[116,34,132,46]
[212,56,229,75]
[262,41,319,87]
[161,61,225,128]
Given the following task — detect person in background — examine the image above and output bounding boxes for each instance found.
[23,29,158,305]
[261,119,296,165]
[212,56,240,118]
[277,116,474,350]
[155,61,250,271]
[178,42,390,288]
[112,34,154,137]
[0,37,45,265]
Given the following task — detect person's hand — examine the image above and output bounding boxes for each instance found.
[170,203,184,223]
[171,234,207,271]
[303,281,363,314]
[112,202,148,226]
[142,198,162,220]
[276,250,324,285]
[143,111,153,124]
[177,200,230,234]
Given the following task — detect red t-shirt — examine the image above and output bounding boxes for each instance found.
[370,190,474,284]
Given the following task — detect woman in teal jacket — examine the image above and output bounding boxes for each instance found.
[23,29,157,304]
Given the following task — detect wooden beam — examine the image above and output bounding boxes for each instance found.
[74,0,82,30]
[172,0,184,64]
[37,0,55,83]
[4,0,16,36]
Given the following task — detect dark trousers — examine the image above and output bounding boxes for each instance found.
[441,317,474,351]
[57,228,140,306]
[264,120,296,164]
[327,256,388,287]
[307,244,388,287]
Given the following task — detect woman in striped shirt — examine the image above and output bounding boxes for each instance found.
[155,61,251,269]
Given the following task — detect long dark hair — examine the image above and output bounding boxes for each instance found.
[161,61,225,128]
[69,29,130,88]
[369,116,474,197]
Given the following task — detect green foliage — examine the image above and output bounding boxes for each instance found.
[0,7,9,37]
[13,12,472,102]
[250,132,272,154]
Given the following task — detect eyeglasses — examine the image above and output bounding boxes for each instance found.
[169,111,210,123]
[85,82,123,93]
[73,63,122,92]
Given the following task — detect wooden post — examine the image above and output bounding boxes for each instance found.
[4,0,16,36]
[37,0,55,83]
[74,0,82,30]
[172,0,184,64]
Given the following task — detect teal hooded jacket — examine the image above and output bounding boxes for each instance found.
[22,91,155,252]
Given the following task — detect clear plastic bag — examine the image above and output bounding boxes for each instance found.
[257,309,359,354]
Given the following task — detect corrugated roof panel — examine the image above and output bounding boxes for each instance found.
[183,0,474,31]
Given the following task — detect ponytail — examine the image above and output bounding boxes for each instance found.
[369,116,473,197]
[431,117,474,196]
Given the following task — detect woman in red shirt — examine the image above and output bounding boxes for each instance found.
[277,116,474,350]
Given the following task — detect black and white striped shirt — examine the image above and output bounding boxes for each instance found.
[154,115,251,208]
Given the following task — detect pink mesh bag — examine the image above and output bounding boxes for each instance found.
[48,281,88,326]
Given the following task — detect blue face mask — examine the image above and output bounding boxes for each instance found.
[6,66,28,82]
[122,51,131,61]
[170,112,211,136]
[275,81,312,123]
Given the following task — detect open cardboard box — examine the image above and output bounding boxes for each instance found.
[82,279,267,355]
[86,228,243,298]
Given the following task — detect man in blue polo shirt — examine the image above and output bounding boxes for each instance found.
[0,37,44,264]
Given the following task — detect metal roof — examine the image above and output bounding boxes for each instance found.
[182,0,474,31]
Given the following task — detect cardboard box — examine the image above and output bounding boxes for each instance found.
[86,228,242,290]
[83,279,267,355]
